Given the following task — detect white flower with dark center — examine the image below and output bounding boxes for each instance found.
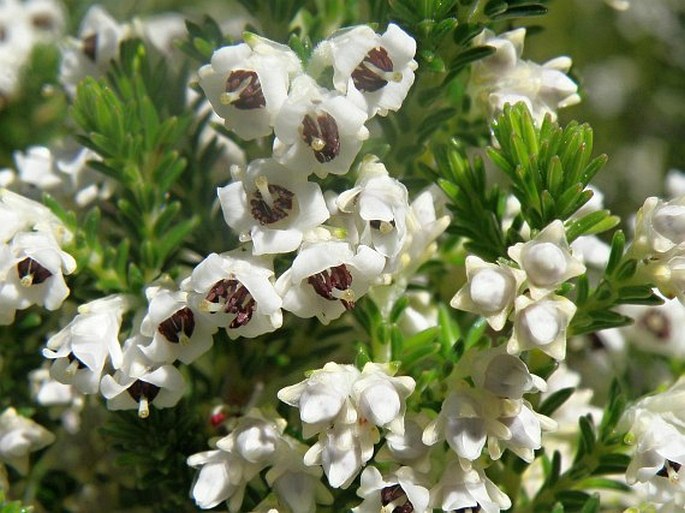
[267,436,334,513]
[508,220,586,299]
[619,296,685,358]
[633,195,685,257]
[59,5,131,97]
[303,417,379,489]
[199,33,302,140]
[619,377,685,506]
[313,23,418,118]
[140,286,216,364]
[0,407,55,475]
[507,293,577,360]
[0,230,76,324]
[430,458,512,513]
[352,466,430,513]
[23,0,65,42]
[275,240,385,324]
[218,159,329,255]
[337,156,410,261]
[273,74,369,178]
[100,337,186,418]
[352,362,415,435]
[42,294,130,394]
[450,256,526,331]
[278,362,361,436]
[422,385,515,463]
[182,248,282,339]
[468,28,580,125]
[464,346,547,400]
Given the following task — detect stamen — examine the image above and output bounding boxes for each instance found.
[301,112,340,163]
[640,310,670,340]
[204,279,256,327]
[307,264,355,309]
[370,219,396,234]
[452,505,482,513]
[17,257,52,287]
[31,13,55,30]
[351,47,398,92]
[380,484,414,513]
[65,359,80,376]
[255,176,274,208]
[138,396,150,418]
[82,33,97,61]
[157,307,195,344]
[250,180,295,225]
[220,69,266,109]
[127,380,160,419]
[657,460,682,483]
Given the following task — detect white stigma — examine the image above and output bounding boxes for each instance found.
[138,396,150,418]
[20,275,34,287]
[333,288,355,304]
[219,75,252,105]
[310,137,326,151]
[255,175,274,208]
[65,359,80,376]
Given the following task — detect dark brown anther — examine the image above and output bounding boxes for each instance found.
[370,219,396,230]
[656,460,682,478]
[17,257,52,285]
[640,310,670,340]
[127,380,161,403]
[307,264,355,310]
[0,25,6,42]
[351,47,395,92]
[82,33,97,61]
[158,307,195,343]
[381,484,405,506]
[452,505,482,513]
[224,70,266,110]
[31,14,55,30]
[67,352,87,370]
[205,279,256,328]
[301,112,340,163]
[250,182,295,225]
[392,503,414,513]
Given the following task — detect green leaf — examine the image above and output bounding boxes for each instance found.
[580,494,600,513]
[599,380,627,442]
[594,453,631,475]
[389,296,410,324]
[556,490,591,510]
[449,45,496,74]
[538,387,575,417]
[579,478,630,492]
[604,230,625,275]
[491,3,548,20]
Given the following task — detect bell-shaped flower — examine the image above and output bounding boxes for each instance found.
[0,407,55,475]
[633,195,685,257]
[493,401,556,463]
[222,408,286,466]
[450,255,526,331]
[139,286,215,364]
[0,187,71,245]
[273,74,369,178]
[182,248,282,339]
[100,336,186,418]
[275,240,385,324]
[0,231,76,324]
[376,411,433,473]
[430,458,512,513]
[266,436,333,513]
[42,294,131,394]
[468,28,580,125]
[337,156,410,260]
[303,418,379,489]
[508,220,586,299]
[352,362,415,435]
[59,5,132,97]
[352,466,430,513]
[463,346,547,400]
[218,159,329,255]
[278,362,360,436]
[619,296,685,358]
[507,293,577,360]
[422,385,514,464]
[312,23,417,118]
[199,33,301,140]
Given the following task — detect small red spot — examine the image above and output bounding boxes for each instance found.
[210,412,227,427]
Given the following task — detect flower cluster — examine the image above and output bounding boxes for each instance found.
[468,28,581,125]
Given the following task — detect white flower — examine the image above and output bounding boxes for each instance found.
[277,362,360,436]
[59,5,131,97]
[0,0,40,98]
[55,143,114,207]
[275,240,385,324]
[337,156,410,260]
[508,293,577,360]
[313,23,418,117]
[633,195,685,256]
[450,256,526,331]
[182,248,282,339]
[13,145,63,191]
[23,0,66,42]
[29,366,84,434]
[218,159,329,255]
[273,74,369,178]
[619,296,685,358]
[0,407,55,475]
[495,400,556,463]
[224,409,286,466]
[100,337,186,418]
[131,12,187,56]
[376,412,432,473]
[352,362,415,435]
[468,28,580,125]
[619,377,685,506]
[199,33,302,140]
[352,466,429,513]
[303,418,379,489]
[0,187,71,245]
[422,385,514,463]
[430,458,512,513]
[508,220,586,299]
[42,294,130,393]
[187,448,253,510]
[0,230,76,324]
[139,286,216,364]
